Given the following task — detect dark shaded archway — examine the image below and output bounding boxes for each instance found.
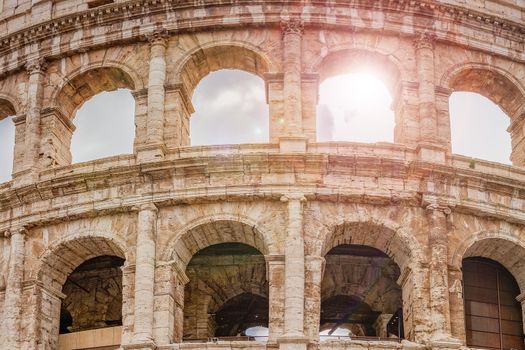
[320,244,403,339]
[462,257,524,350]
[214,292,269,337]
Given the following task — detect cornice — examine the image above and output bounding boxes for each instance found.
[1,151,525,231]
[0,0,523,76]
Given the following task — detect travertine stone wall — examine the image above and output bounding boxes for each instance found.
[0,1,524,350]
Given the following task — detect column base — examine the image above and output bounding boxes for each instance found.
[416,142,448,164]
[121,340,157,350]
[277,334,309,350]
[279,136,308,153]
[136,143,166,162]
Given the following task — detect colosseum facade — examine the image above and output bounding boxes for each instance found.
[1,1,525,350]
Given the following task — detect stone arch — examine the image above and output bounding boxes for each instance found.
[175,42,271,98]
[162,213,273,265]
[312,47,404,97]
[450,231,525,293]
[320,218,422,272]
[51,63,142,119]
[0,94,18,120]
[440,63,525,119]
[35,232,127,292]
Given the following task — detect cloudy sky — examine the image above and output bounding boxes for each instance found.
[0,70,511,183]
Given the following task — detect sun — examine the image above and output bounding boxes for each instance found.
[317,73,394,143]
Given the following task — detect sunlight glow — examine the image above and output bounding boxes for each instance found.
[191,69,269,146]
[71,89,135,163]
[449,92,511,164]
[0,116,15,183]
[317,73,394,143]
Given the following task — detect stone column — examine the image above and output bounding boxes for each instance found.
[19,60,45,182]
[2,228,26,350]
[130,203,158,349]
[138,31,168,161]
[304,255,325,342]
[279,194,309,350]
[280,19,307,152]
[267,255,285,343]
[414,34,447,163]
[427,204,461,349]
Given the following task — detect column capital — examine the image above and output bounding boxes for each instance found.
[281,18,304,37]
[4,227,27,238]
[137,202,159,213]
[425,203,452,215]
[145,28,169,47]
[413,32,436,50]
[25,58,47,75]
[280,193,307,203]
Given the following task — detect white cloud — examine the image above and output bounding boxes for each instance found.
[0,116,15,183]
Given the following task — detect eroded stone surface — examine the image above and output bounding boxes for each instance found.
[0,1,524,350]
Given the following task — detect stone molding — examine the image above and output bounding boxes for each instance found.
[0,1,524,76]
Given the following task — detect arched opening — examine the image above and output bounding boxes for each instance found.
[51,67,136,165]
[59,255,124,333]
[36,235,127,350]
[0,98,16,182]
[449,92,511,164]
[447,67,525,165]
[178,44,270,147]
[462,257,523,350]
[71,89,135,163]
[320,244,403,341]
[315,50,400,144]
[190,69,269,146]
[183,242,268,341]
[214,292,269,337]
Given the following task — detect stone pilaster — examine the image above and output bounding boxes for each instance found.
[301,74,319,143]
[414,33,437,144]
[153,260,188,344]
[515,293,525,335]
[398,264,431,344]
[17,60,45,183]
[2,228,26,350]
[426,204,461,349]
[267,254,285,343]
[280,19,307,152]
[304,255,325,343]
[138,30,168,162]
[448,267,465,342]
[414,34,447,163]
[128,203,158,349]
[279,194,309,350]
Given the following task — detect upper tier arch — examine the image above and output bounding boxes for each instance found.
[173,42,273,98]
[440,63,525,119]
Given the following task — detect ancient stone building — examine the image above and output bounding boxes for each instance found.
[0,1,525,350]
